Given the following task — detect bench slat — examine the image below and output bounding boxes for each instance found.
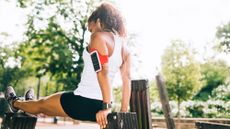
[196,121,230,129]
[1,112,37,129]
[105,112,138,129]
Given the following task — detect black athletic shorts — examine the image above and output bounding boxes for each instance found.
[60,91,103,122]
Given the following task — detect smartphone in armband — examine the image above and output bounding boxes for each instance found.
[90,50,102,72]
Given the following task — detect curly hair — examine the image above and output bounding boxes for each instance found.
[88,2,126,37]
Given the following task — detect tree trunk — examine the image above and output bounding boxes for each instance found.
[177,98,181,129]
[37,77,41,99]
[14,79,19,87]
[45,83,48,96]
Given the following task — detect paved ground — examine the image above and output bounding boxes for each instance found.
[36,123,166,129]
[1,117,166,129]
[35,122,100,129]
[35,117,100,129]
[35,122,165,129]
[1,117,100,129]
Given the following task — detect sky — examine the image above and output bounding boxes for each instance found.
[0,1,27,45]
[1,0,230,80]
[116,0,230,79]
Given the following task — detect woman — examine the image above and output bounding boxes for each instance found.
[5,2,131,129]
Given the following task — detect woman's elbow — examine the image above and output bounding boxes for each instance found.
[97,65,109,77]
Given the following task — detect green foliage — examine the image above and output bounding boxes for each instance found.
[113,87,122,105]
[151,100,230,118]
[216,22,230,53]
[151,101,164,117]
[161,40,202,102]
[15,0,101,96]
[194,59,230,101]
[212,84,230,101]
[186,100,230,118]
[20,17,78,90]
[161,40,202,116]
[0,45,30,92]
[0,98,9,118]
[112,87,122,111]
[149,80,159,102]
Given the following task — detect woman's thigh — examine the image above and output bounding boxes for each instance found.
[60,92,103,121]
[40,92,68,117]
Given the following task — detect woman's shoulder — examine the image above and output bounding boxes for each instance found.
[90,31,107,39]
[90,31,115,44]
[89,32,108,54]
[90,32,106,43]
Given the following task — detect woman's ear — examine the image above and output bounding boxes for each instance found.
[96,18,103,29]
[96,18,100,23]
[96,18,100,25]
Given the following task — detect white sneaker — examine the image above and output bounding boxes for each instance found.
[4,86,19,113]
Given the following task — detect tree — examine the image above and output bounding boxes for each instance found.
[216,21,230,53]
[0,40,31,93]
[161,39,202,117]
[19,17,78,97]
[194,59,230,101]
[16,0,101,97]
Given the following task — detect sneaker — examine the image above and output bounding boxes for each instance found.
[25,88,35,100]
[4,86,19,113]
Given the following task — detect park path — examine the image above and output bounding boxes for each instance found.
[35,122,100,129]
[1,117,100,129]
[35,118,100,129]
[1,118,166,129]
[36,122,166,129]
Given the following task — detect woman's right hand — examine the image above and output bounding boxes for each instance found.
[96,108,112,129]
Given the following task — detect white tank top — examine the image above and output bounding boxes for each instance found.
[74,35,123,100]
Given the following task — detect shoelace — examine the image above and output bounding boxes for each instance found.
[8,92,19,101]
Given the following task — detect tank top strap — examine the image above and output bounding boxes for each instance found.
[111,35,123,58]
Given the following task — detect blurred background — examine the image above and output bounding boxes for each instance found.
[0,0,230,128]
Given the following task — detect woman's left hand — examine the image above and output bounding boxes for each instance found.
[96,108,112,129]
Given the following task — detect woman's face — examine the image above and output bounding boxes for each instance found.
[88,19,102,33]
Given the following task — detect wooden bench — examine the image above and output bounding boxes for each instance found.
[196,121,230,129]
[1,112,138,129]
[130,80,153,129]
[105,112,139,129]
[1,112,37,129]
[1,80,149,129]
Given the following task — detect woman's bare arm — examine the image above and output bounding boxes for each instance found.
[120,46,131,112]
[89,32,111,103]
[89,32,111,128]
